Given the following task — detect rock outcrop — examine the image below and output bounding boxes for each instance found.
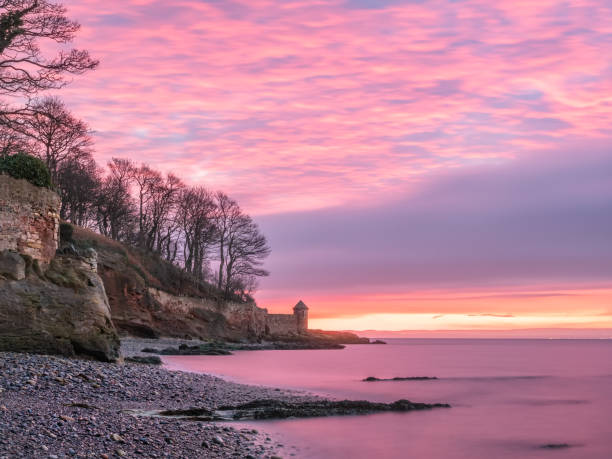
[0,251,120,361]
[0,174,120,361]
[0,250,26,280]
[149,398,451,421]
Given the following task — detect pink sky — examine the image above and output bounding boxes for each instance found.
[57,0,611,332]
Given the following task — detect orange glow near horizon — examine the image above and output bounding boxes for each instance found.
[260,287,612,332]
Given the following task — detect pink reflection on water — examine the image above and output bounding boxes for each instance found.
[163,339,612,458]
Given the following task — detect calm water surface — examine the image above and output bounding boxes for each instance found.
[163,339,612,458]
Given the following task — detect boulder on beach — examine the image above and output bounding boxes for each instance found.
[0,252,120,362]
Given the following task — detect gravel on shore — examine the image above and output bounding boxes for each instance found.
[0,351,316,459]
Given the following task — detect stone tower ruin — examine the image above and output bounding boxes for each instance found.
[293,300,309,333]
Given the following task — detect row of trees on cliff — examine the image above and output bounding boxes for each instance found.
[0,0,270,300]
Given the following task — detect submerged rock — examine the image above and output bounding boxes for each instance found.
[363,376,438,382]
[142,344,233,355]
[139,340,347,355]
[151,398,450,421]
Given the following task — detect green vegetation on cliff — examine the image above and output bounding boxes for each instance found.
[0,153,53,189]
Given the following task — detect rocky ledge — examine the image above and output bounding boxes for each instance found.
[363,376,438,382]
[121,337,352,359]
[139,340,345,356]
[145,398,450,421]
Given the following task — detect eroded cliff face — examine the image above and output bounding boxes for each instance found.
[0,175,120,361]
[0,251,120,361]
[99,263,269,341]
[69,225,271,341]
[148,289,268,341]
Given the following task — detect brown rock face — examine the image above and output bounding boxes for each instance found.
[0,252,120,361]
[0,250,26,280]
[102,272,269,341]
[0,175,60,266]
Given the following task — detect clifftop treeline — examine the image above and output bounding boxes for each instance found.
[0,0,270,301]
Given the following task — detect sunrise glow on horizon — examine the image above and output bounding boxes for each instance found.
[59,0,611,333]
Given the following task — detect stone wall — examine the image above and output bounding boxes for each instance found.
[0,174,60,266]
[265,313,299,336]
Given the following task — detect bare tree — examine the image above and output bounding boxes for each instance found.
[129,163,184,252]
[213,192,241,291]
[130,163,158,246]
[3,96,92,181]
[0,123,29,155]
[213,192,270,299]
[176,186,217,280]
[56,152,100,226]
[222,214,270,298]
[0,0,98,97]
[95,158,135,241]
[148,172,183,254]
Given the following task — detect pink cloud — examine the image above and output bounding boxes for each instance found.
[54,0,612,214]
[45,1,612,328]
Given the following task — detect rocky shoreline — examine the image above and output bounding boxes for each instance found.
[119,336,371,359]
[1,344,449,458]
[0,351,316,458]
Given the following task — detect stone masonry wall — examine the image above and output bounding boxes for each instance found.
[139,288,269,341]
[0,174,60,265]
[265,313,298,336]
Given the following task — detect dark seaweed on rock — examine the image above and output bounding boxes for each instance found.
[157,398,450,421]
[159,407,214,417]
[363,376,438,382]
[125,355,162,365]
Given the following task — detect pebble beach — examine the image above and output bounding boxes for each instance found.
[0,351,314,459]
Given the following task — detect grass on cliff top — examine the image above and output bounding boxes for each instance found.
[70,225,232,301]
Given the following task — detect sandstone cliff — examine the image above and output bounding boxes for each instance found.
[71,225,271,341]
[0,175,120,361]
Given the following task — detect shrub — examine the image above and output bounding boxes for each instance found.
[0,153,53,189]
[59,223,74,244]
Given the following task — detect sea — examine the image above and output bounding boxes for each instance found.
[163,339,612,458]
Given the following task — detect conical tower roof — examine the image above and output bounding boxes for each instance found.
[293,300,309,311]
